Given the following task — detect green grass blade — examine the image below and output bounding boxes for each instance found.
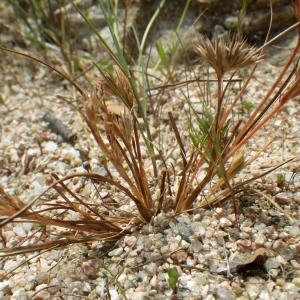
[156,41,170,75]
[138,0,167,67]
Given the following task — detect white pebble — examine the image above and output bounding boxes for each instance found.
[4,260,18,272]
[109,289,120,300]
[276,255,287,265]
[187,279,202,293]
[13,224,27,238]
[43,141,58,152]
[146,262,157,276]
[108,248,123,256]
[219,218,232,227]
[0,281,10,294]
[128,292,148,300]
[11,287,27,300]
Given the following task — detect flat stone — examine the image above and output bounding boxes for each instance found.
[264,258,280,270]
[277,247,294,261]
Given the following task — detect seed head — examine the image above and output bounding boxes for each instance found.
[194,33,262,78]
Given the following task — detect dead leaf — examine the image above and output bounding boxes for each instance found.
[230,248,276,274]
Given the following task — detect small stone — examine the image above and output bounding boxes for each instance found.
[187,279,202,293]
[193,214,201,221]
[274,193,292,204]
[177,222,193,241]
[150,275,158,289]
[264,241,273,250]
[70,281,85,291]
[124,236,137,247]
[193,273,207,285]
[216,288,236,300]
[11,287,27,300]
[110,289,120,300]
[124,279,134,289]
[269,269,280,277]
[276,278,285,286]
[253,232,267,248]
[161,245,170,256]
[219,218,232,228]
[44,141,58,152]
[285,225,300,238]
[270,233,279,240]
[108,247,123,256]
[3,260,18,272]
[202,216,212,226]
[33,290,50,299]
[292,278,300,287]
[291,260,300,268]
[39,258,49,271]
[145,262,157,276]
[205,228,215,238]
[282,282,295,291]
[118,274,127,285]
[135,284,147,292]
[214,208,226,219]
[277,247,294,261]
[264,226,275,237]
[240,232,249,239]
[35,284,48,292]
[190,222,205,236]
[128,292,148,300]
[189,238,202,252]
[231,282,243,295]
[174,251,188,263]
[82,259,101,278]
[273,240,288,250]
[24,278,37,291]
[265,184,280,195]
[125,258,137,268]
[279,231,289,239]
[48,278,61,294]
[13,224,27,238]
[290,244,300,254]
[0,281,10,294]
[264,258,280,270]
[276,255,287,265]
[240,239,252,250]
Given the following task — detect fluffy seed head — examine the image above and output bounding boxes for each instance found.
[194,33,262,78]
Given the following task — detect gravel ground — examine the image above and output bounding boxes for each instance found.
[0,18,300,300]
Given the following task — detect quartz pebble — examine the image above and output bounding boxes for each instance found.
[216,288,236,300]
[108,248,123,256]
[124,236,137,247]
[219,218,232,227]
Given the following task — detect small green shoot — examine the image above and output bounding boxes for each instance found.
[276,172,286,188]
[242,100,255,116]
[168,267,179,299]
[156,41,171,76]
[237,0,248,41]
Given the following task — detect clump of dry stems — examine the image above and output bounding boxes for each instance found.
[0,1,299,256]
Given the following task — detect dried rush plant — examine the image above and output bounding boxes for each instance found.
[0,17,299,256]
